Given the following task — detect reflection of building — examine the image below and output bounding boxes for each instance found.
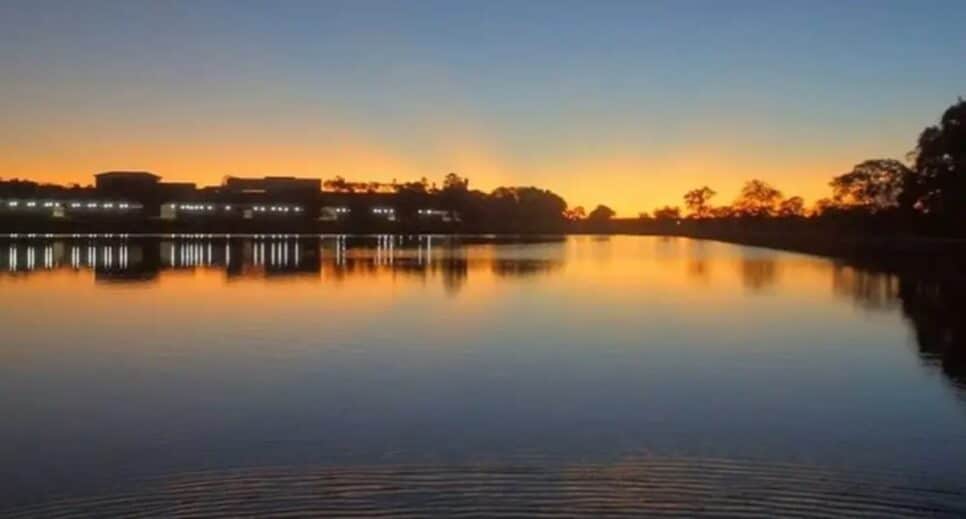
[2,236,564,289]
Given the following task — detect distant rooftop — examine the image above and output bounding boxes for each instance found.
[95,171,161,179]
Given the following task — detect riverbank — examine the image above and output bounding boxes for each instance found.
[577,217,966,265]
[668,228,966,260]
[5,214,966,268]
[622,226,966,283]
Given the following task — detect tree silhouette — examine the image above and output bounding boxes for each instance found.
[439,173,472,215]
[653,206,681,220]
[587,205,616,222]
[324,176,351,193]
[683,186,716,218]
[812,197,839,215]
[442,172,469,192]
[830,159,910,212]
[777,196,805,217]
[708,206,734,218]
[396,177,429,194]
[564,206,586,221]
[905,98,966,217]
[733,179,783,217]
[485,186,567,228]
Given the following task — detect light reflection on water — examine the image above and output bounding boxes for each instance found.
[1,235,964,516]
[1,235,565,286]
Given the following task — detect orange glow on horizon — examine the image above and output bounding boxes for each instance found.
[0,125,896,217]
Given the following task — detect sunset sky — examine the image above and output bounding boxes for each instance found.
[2,0,965,215]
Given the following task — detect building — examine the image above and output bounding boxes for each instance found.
[1,197,143,219]
[2,171,462,226]
[319,206,351,221]
[94,171,161,193]
[160,201,305,221]
[417,208,460,223]
[222,176,321,197]
[94,171,196,217]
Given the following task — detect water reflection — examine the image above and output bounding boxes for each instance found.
[686,258,710,283]
[898,274,966,393]
[821,259,966,395]
[3,237,962,397]
[0,236,565,290]
[832,264,901,312]
[2,235,966,515]
[739,258,779,292]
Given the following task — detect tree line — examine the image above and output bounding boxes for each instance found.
[588,98,965,235]
[2,99,963,235]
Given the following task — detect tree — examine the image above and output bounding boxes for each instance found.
[708,206,734,218]
[440,173,471,214]
[777,196,805,217]
[442,172,469,192]
[904,98,966,216]
[683,186,716,218]
[587,204,616,222]
[396,177,429,194]
[652,206,681,220]
[324,176,351,192]
[564,206,586,220]
[486,186,567,227]
[733,179,783,217]
[514,187,567,223]
[812,197,844,216]
[830,159,910,212]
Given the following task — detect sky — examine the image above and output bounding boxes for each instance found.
[1,0,964,215]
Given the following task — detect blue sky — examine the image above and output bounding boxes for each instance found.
[2,0,964,213]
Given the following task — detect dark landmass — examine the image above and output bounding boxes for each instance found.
[2,98,964,266]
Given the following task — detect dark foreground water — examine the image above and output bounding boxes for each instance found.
[1,235,965,517]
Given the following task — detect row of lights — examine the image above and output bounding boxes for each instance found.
[417,209,446,215]
[252,205,303,213]
[4,199,137,210]
[172,204,304,213]
[371,207,395,215]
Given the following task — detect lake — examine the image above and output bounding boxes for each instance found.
[1,235,965,516]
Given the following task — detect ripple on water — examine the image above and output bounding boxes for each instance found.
[4,458,965,518]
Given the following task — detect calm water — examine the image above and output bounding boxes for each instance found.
[1,235,965,517]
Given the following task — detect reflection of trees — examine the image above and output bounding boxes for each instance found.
[833,261,966,397]
[687,259,710,283]
[897,275,966,393]
[490,259,561,278]
[739,258,778,292]
[830,264,900,311]
[438,257,468,296]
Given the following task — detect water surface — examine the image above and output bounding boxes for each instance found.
[2,235,965,516]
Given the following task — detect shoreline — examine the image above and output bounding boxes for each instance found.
[4,221,966,265]
[627,228,966,281]
[654,229,966,260]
